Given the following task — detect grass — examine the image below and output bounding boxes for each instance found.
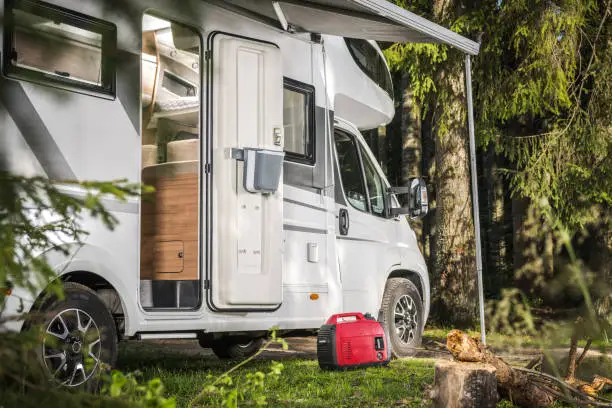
[117,342,436,407]
[114,330,610,408]
[1,333,608,407]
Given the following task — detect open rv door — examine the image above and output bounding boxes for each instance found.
[206,32,284,311]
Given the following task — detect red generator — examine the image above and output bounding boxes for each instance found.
[316,312,391,370]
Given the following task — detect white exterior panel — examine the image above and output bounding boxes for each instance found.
[210,34,284,308]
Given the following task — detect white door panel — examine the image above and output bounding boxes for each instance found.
[208,33,284,310]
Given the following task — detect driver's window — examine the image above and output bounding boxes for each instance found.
[334,131,367,212]
[361,148,386,217]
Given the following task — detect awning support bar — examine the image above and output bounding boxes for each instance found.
[465,54,486,345]
[272,2,290,31]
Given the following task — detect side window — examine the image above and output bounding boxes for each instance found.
[283,78,315,164]
[344,38,393,97]
[334,131,367,212]
[360,146,386,217]
[3,0,116,97]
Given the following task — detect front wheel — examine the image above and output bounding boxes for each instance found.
[210,337,264,360]
[379,278,424,358]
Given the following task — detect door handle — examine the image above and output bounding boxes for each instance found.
[339,208,349,235]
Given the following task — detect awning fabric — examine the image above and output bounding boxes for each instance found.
[215,0,480,55]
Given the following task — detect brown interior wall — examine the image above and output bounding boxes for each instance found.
[139,27,200,282]
[140,168,199,281]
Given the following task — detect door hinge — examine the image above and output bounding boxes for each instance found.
[204,50,211,60]
[204,279,210,290]
[204,163,212,174]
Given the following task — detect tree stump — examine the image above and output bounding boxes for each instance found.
[431,360,499,408]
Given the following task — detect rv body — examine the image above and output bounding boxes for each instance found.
[0,0,429,371]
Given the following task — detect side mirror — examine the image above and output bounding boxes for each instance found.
[386,177,429,220]
[408,177,428,219]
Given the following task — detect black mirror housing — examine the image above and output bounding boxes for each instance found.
[408,177,428,220]
[386,178,429,220]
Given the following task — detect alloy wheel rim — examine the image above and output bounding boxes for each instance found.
[393,294,418,345]
[42,308,102,387]
[236,340,254,349]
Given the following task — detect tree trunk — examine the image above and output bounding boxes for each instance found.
[448,330,612,406]
[447,330,555,408]
[400,77,424,251]
[430,74,478,326]
[482,145,514,297]
[421,108,437,271]
[378,126,388,176]
[431,360,498,408]
[400,79,422,187]
[512,194,530,274]
[428,0,478,328]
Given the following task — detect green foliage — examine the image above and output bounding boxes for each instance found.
[384,42,447,106]
[0,171,293,408]
[189,329,288,408]
[0,172,150,305]
[0,172,159,405]
[486,199,610,356]
[384,0,611,231]
[101,370,176,408]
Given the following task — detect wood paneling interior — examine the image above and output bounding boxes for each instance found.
[140,163,199,281]
[140,18,201,282]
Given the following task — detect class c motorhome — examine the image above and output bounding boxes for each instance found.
[0,0,480,388]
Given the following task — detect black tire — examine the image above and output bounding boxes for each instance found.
[25,282,118,391]
[210,337,264,359]
[379,278,424,358]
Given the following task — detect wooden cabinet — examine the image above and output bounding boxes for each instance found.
[140,161,199,281]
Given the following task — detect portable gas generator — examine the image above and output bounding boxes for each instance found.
[316,312,391,370]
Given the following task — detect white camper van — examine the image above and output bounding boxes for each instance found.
[0,0,479,388]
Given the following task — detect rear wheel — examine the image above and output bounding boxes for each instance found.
[210,337,264,359]
[25,282,118,390]
[379,278,423,358]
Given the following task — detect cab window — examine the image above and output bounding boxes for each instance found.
[361,148,386,217]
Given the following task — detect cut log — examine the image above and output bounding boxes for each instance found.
[446,330,555,408]
[431,360,498,408]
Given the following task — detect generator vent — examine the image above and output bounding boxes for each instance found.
[342,341,352,361]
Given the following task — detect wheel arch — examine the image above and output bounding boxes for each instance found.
[388,270,424,301]
[383,269,430,325]
[29,271,127,339]
[27,243,134,338]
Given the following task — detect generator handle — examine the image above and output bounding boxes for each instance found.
[325,312,365,324]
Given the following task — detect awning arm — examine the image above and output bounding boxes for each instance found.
[465,54,486,345]
[272,2,290,31]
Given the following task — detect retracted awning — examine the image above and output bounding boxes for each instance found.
[215,0,480,55]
